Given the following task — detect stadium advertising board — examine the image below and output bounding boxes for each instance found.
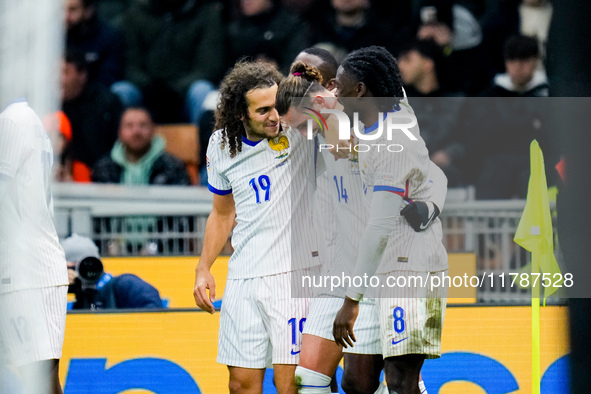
[59,306,568,393]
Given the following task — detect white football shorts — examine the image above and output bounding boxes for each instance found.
[0,285,67,366]
[303,296,381,355]
[376,271,447,359]
[217,267,318,368]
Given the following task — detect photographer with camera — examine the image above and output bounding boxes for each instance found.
[61,234,163,310]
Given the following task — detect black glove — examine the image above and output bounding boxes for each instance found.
[400,201,440,232]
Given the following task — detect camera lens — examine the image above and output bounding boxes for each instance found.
[77,256,104,283]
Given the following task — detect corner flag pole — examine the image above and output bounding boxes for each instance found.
[514,140,562,394]
[532,254,540,394]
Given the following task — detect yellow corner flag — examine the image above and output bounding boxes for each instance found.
[514,140,562,298]
[513,140,562,394]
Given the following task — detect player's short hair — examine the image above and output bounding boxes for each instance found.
[340,46,404,100]
[276,62,325,115]
[215,60,283,158]
[504,35,539,61]
[301,47,339,80]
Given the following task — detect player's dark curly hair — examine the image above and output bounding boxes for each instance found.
[340,46,404,101]
[214,60,283,158]
[276,61,325,115]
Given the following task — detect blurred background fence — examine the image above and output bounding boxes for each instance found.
[54,184,562,303]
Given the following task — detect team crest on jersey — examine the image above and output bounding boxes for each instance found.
[269,135,289,151]
[269,135,290,166]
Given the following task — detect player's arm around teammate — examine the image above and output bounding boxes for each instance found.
[332,46,447,394]
[193,192,235,314]
[277,62,389,394]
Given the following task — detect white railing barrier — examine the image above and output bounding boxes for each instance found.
[53,184,560,303]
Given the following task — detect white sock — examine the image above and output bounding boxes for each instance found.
[294,366,332,394]
[419,379,428,394]
[377,379,427,393]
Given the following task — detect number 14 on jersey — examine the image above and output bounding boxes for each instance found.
[333,176,348,203]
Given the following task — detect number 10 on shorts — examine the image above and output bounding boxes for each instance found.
[288,318,306,355]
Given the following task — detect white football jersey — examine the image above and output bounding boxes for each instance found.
[313,170,337,277]
[207,127,320,279]
[318,134,367,290]
[358,101,448,274]
[0,99,69,293]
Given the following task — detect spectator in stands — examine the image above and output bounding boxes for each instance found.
[416,0,492,95]
[65,0,124,88]
[463,35,551,199]
[42,111,89,182]
[116,0,224,123]
[481,0,553,75]
[225,0,311,74]
[61,234,163,309]
[308,0,413,62]
[519,0,553,54]
[399,39,458,98]
[61,51,123,175]
[92,107,191,185]
[398,39,466,186]
[480,34,549,97]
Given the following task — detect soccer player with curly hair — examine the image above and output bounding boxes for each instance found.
[193,60,322,394]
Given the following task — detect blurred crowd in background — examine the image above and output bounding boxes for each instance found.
[49,0,562,200]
